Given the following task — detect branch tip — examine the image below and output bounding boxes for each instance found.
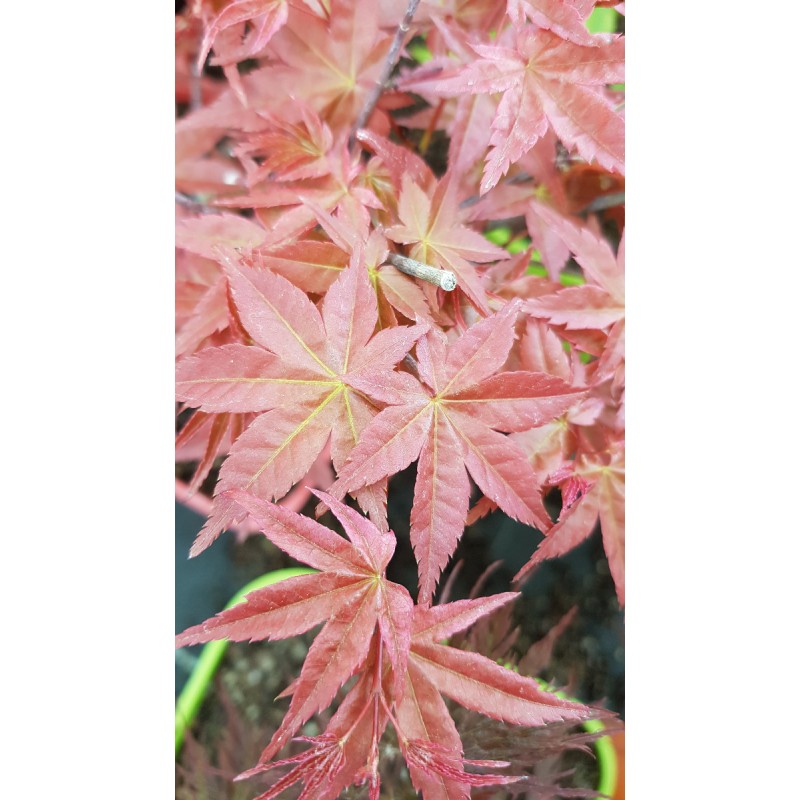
[387,253,457,291]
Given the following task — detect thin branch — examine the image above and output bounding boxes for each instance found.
[175,191,217,214]
[387,253,457,291]
[349,0,422,150]
[190,28,204,111]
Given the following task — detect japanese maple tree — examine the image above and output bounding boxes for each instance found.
[176,0,625,796]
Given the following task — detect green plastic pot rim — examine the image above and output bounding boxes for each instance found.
[175,571,619,797]
[175,566,315,754]
[533,677,618,798]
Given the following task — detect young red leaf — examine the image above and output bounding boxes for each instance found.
[178,490,413,769]
[402,28,624,191]
[330,302,585,603]
[264,0,392,135]
[235,105,333,184]
[259,581,379,761]
[177,249,425,554]
[386,173,509,315]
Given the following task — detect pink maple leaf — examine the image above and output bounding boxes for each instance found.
[176,247,425,554]
[402,26,624,192]
[177,488,412,761]
[386,173,510,315]
[328,300,585,604]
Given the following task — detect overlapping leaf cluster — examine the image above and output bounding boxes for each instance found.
[176,0,624,796]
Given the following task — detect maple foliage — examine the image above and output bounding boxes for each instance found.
[328,299,585,604]
[386,172,510,314]
[177,247,425,553]
[178,492,592,797]
[399,21,624,193]
[176,0,625,795]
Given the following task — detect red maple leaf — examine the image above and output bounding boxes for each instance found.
[304,199,436,327]
[176,247,425,554]
[214,137,383,249]
[328,300,585,604]
[234,104,335,186]
[176,488,413,764]
[386,172,509,315]
[401,25,624,192]
[262,0,392,135]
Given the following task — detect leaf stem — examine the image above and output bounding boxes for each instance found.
[190,27,204,112]
[349,0,422,150]
[387,253,457,291]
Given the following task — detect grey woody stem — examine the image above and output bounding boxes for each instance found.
[349,0,422,150]
[175,191,216,214]
[387,253,457,291]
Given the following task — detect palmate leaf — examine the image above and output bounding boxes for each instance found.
[386,173,509,315]
[235,105,334,185]
[401,26,624,192]
[330,300,586,604]
[177,489,413,765]
[214,138,384,249]
[176,247,425,555]
[304,198,435,326]
[263,0,392,135]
